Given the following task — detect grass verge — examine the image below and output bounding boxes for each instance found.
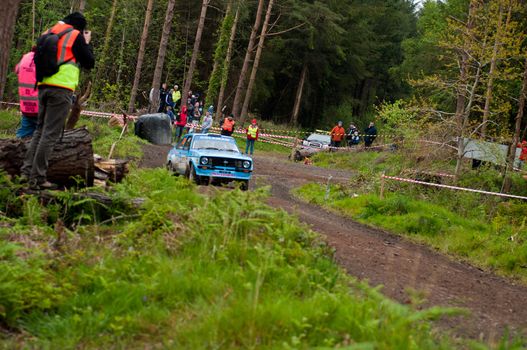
[0,169,500,349]
[0,109,20,137]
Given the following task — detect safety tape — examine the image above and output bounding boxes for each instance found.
[1,101,137,120]
[382,174,527,201]
[5,100,515,152]
[230,132,296,148]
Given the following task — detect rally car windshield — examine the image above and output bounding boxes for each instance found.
[192,138,240,153]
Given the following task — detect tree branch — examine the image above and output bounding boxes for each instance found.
[266,22,306,37]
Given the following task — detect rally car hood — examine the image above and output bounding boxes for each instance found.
[190,149,252,161]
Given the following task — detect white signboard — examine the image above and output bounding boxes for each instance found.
[463,138,522,167]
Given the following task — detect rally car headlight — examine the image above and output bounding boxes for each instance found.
[200,157,209,165]
[243,160,251,169]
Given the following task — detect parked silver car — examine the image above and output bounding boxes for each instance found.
[302,133,331,149]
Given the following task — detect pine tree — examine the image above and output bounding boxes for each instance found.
[150,0,177,113]
[0,0,22,102]
[240,0,274,123]
[128,0,155,113]
[231,0,265,119]
[205,0,234,109]
[216,4,240,121]
[182,0,211,109]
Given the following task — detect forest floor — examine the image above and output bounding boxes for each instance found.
[141,144,527,343]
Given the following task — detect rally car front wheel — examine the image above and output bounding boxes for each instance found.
[240,180,249,191]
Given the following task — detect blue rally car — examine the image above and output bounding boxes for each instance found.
[166,133,253,190]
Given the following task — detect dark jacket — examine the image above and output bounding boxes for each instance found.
[364,126,377,146]
[71,34,95,70]
[159,88,168,103]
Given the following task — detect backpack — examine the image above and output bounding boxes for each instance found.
[34,27,74,82]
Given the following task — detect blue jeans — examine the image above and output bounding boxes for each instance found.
[245,139,255,155]
[16,114,38,138]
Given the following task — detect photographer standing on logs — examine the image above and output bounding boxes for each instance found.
[21,12,95,190]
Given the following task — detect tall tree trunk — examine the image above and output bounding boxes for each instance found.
[240,0,274,123]
[127,0,154,114]
[291,62,307,125]
[182,0,211,109]
[116,25,126,87]
[0,0,22,103]
[454,0,478,181]
[150,0,177,113]
[71,0,86,13]
[93,0,119,97]
[205,0,233,108]
[503,57,527,193]
[32,0,36,42]
[481,2,504,138]
[231,0,265,119]
[465,24,489,117]
[216,5,240,122]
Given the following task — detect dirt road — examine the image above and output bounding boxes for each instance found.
[141,145,527,342]
[253,154,527,343]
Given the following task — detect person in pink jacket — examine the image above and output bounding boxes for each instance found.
[15,50,39,138]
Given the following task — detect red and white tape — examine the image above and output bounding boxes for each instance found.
[0,101,409,150]
[382,174,527,201]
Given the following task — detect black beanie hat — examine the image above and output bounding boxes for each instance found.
[63,12,87,31]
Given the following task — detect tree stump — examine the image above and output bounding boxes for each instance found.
[0,127,94,186]
[289,147,323,162]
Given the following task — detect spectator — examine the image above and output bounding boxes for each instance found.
[188,91,196,106]
[166,105,176,123]
[165,87,174,109]
[174,105,188,142]
[193,101,201,121]
[15,49,39,138]
[21,12,94,190]
[221,114,235,136]
[172,84,181,110]
[202,110,213,134]
[364,122,377,147]
[245,119,259,155]
[518,140,527,169]
[187,98,195,121]
[157,83,168,113]
[189,101,201,133]
[346,123,360,146]
[330,121,346,148]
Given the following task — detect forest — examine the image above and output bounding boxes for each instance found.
[1,0,526,137]
[1,0,419,128]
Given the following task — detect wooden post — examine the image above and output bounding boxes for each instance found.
[380,172,386,199]
[324,175,333,201]
[290,134,299,161]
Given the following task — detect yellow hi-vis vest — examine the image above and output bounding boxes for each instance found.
[247,125,258,139]
[41,22,81,91]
